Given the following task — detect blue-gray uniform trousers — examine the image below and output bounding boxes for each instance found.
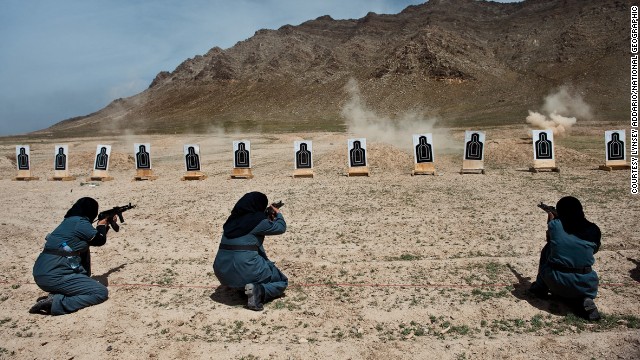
[250,261,288,302]
[33,216,108,315]
[214,214,288,302]
[33,262,108,315]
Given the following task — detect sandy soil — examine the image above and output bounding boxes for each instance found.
[0,124,638,360]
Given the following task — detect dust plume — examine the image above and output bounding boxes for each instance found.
[526,86,592,137]
[96,92,152,135]
[341,79,459,153]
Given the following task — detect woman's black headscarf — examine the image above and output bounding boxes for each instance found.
[223,192,268,239]
[65,197,99,222]
[556,196,601,251]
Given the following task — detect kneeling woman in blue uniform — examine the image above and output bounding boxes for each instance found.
[29,197,116,315]
[213,192,287,311]
[529,196,602,321]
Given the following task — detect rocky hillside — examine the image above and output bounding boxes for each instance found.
[40,0,632,136]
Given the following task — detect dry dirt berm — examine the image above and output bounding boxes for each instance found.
[0,125,638,359]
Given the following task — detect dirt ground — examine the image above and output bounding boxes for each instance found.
[0,124,638,360]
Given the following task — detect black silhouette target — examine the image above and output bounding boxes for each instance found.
[415,135,433,163]
[348,139,367,167]
[233,141,251,168]
[534,131,554,160]
[135,143,151,169]
[295,141,313,169]
[184,145,201,171]
[464,132,484,161]
[413,134,433,163]
[606,131,625,161]
[16,146,30,170]
[54,146,67,170]
[94,146,110,171]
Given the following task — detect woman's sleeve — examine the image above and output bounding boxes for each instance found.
[253,214,286,236]
[75,219,98,241]
[89,225,109,247]
[546,219,562,243]
[74,218,108,247]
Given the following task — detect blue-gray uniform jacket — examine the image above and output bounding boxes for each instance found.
[33,216,99,278]
[541,219,599,299]
[213,213,286,289]
[32,216,108,315]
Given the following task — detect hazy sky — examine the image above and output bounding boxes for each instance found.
[0,0,521,136]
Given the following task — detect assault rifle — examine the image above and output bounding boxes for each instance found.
[537,202,558,218]
[265,201,284,220]
[97,203,136,232]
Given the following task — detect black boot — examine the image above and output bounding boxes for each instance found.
[582,297,601,321]
[527,281,550,299]
[29,294,53,315]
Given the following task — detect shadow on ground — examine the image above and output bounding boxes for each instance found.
[210,285,246,307]
[93,264,126,287]
[624,256,640,283]
[506,263,571,316]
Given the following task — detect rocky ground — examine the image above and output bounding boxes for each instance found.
[0,124,638,359]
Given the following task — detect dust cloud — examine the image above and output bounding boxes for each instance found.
[341,79,459,153]
[526,86,592,137]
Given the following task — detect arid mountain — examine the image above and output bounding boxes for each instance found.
[39,0,632,136]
